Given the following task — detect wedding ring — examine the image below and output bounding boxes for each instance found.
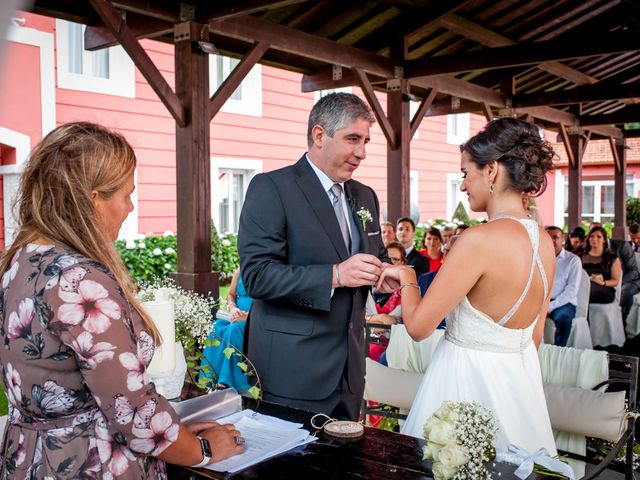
[235,435,245,446]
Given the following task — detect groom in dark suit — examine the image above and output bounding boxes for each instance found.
[238,93,391,420]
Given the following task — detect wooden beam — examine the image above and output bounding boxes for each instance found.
[610,137,622,175]
[437,13,597,85]
[404,29,640,78]
[352,68,397,150]
[412,75,504,105]
[513,82,640,108]
[387,79,411,223]
[209,42,270,121]
[579,105,640,126]
[566,132,586,229]
[88,0,186,127]
[111,0,178,22]
[558,124,575,168]
[208,15,396,78]
[85,13,173,51]
[172,20,218,298]
[612,138,627,239]
[481,103,493,122]
[198,1,309,22]
[410,88,437,139]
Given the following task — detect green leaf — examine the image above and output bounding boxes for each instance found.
[236,361,248,372]
[248,386,261,399]
[222,347,234,359]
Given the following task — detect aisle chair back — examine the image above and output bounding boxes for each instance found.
[539,344,638,480]
[589,281,625,348]
[544,270,592,349]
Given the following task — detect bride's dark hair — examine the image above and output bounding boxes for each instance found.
[461,117,556,197]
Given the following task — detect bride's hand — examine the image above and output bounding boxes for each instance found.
[376,265,416,293]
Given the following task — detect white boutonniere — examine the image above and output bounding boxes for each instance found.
[357,208,373,230]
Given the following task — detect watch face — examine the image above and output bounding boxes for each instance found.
[200,437,212,458]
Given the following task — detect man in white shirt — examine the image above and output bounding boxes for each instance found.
[546,226,583,346]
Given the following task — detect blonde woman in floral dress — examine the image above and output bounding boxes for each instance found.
[0,122,243,479]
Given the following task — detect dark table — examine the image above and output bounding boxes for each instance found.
[167,401,526,480]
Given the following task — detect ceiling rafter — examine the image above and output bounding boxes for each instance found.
[436,13,597,85]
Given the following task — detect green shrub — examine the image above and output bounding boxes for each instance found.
[627,197,640,226]
[115,225,239,286]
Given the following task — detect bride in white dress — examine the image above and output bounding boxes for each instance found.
[378,118,558,455]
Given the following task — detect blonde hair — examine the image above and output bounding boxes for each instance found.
[0,122,159,341]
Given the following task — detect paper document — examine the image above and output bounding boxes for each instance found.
[206,412,317,473]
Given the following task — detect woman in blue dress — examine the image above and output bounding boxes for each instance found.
[202,269,253,391]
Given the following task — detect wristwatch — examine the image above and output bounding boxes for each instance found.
[191,436,213,468]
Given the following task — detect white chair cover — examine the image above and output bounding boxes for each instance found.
[626,292,640,338]
[538,344,609,478]
[385,324,444,373]
[544,270,593,349]
[588,281,625,347]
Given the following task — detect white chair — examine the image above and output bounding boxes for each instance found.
[544,270,593,349]
[588,281,626,347]
[625,292,640,338]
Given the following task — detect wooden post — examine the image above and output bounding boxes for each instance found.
[563,128,586,230]
[611,137,627,240]
[386,78,411,223]
[172,22,219,299]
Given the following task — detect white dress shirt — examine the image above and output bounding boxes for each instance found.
[548,248,582,312]
[306,155,352,237]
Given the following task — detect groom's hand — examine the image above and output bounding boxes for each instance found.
[334,254,382,288]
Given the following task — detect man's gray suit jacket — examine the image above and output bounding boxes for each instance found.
[238,156,388,404]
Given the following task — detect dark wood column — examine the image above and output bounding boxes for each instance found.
[386,79,410,223]
[611,137,627,240]
[561,125,587,230]
[172,22,218,298]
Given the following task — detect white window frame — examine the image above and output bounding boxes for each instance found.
[446,113,470,145]
[560,175,636,225]
[446,172,469,221]
[0,127,31,245]
[6,24,56,136]
[209,55,262,117]
[117,169,138,241]
[55,19,135,98]
[211,158,263,233]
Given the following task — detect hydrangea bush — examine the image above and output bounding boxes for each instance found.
[115,225,239,285]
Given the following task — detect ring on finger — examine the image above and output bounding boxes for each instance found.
[235,435,245,446]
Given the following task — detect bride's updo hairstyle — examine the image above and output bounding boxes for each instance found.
[461,117,556,196]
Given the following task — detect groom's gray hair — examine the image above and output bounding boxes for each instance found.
[307,93,375,147]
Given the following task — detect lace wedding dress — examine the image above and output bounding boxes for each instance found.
[401,218,557,456]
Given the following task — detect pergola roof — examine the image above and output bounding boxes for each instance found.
[33,0,640,139]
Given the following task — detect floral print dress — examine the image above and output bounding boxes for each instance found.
[0,244,181,479]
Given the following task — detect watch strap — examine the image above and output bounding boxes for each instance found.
[191,436,212,468]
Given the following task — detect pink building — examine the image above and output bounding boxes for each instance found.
[1,12,638,248]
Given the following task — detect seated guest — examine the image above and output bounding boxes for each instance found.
[366,242,406,363]
[0,122,242,478]
[454,224,469,236]
[381,221,397,247]
[629,223,640,253]
[418,227,444,272]
[546,226,582,346]
[581,226,622,304]
[396,216,429,277]
[441,225,454,248]
[566,226,586,256]
[201,269,253,391]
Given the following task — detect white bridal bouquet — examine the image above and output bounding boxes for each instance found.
[423,401,497,480]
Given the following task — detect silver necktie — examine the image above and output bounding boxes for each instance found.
[330,183,351,250]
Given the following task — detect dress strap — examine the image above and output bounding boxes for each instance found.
[490,217,545,327]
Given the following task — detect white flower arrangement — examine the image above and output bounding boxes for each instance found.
[137,278,216,344]
[423,401,497,480]
[356,207,373,230]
